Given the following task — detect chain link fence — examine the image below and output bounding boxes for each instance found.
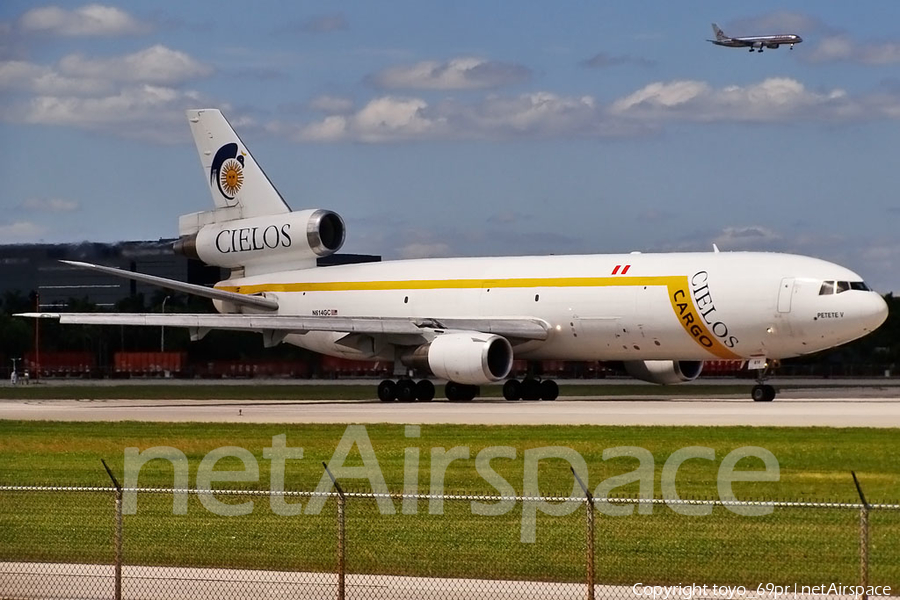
[1,486,898,599]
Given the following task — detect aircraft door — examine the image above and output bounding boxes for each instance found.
[777,278,795,313]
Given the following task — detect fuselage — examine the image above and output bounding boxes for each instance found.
[217,251,887,364]
[712,34,802,48]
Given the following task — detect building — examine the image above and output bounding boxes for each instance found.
[0,240,380,309]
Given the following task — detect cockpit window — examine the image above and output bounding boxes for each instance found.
[820,280,870,295]
[819,281,835,295]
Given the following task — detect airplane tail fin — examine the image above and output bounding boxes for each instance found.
[186,109,291,219]
[711,23,728,41]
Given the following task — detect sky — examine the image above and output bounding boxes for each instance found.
[2,1,900,292]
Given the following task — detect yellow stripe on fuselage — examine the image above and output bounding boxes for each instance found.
[219,276,675,294]
[217,276,740,359]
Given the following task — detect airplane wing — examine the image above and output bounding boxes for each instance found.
[16,312,551,342]
[58,260,278,311]
[35,260,550,344]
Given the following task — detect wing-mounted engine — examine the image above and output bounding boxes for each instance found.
[175,209,345,275]
[623,360,703,385]
[401,332,514,385]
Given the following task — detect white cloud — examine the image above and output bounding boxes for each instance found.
[610,78,865,123]
[806,35,900,65]
[11,84,206,143]
[727,11,833,36]
[58,45,213,85]
[19,198,80,212]
[293,92,628,143]
[447,92,603,137]
[288,78,900,143]
[309,95,354,114]
[0,221,46,240]
[0,46,211,97]
[0,44,214,141]
[297,96,440,142]
[19,4,149,37]
[0,59,110,95]
[368,57,531,90]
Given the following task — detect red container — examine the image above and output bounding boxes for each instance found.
[114,352,186,375]
[25,351,95,375]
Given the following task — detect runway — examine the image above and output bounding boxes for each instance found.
[2,396,900,427]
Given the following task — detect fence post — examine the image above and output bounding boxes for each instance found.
[324,463,346,600]
[851,472,870,600]
[571,467,595,600]
[102,460,123,600]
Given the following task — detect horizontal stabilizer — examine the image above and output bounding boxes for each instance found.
[16,313,550,341]
[59,260,278,311]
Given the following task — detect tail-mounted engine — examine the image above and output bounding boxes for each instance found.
[174,209,345,273]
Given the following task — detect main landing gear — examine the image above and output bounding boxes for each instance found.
[502,378,559,401]
[444,381,479,402]
[378,379,435,402]
[377,379,479,402]
[377,378,560,402]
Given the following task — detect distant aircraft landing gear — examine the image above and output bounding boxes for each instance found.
[377,379,435,402]
[502,378,559,401]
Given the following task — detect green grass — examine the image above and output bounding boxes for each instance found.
[1,420,898,586]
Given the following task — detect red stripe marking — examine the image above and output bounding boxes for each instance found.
[621,265,631,274]
[612,265,621,275]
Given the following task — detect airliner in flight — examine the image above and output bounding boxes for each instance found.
[709,23,802,52]
[20,110,886,402]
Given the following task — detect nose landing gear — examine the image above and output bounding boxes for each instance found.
[750,360,778,401]
[751,384,776,402]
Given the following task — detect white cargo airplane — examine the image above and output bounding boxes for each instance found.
[709,23,802,52]
[20,110,887,402]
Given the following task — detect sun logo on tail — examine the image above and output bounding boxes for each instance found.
[210,143,246,201]
[220,158,244,197]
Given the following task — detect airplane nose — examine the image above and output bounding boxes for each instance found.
[865,293,889,332]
